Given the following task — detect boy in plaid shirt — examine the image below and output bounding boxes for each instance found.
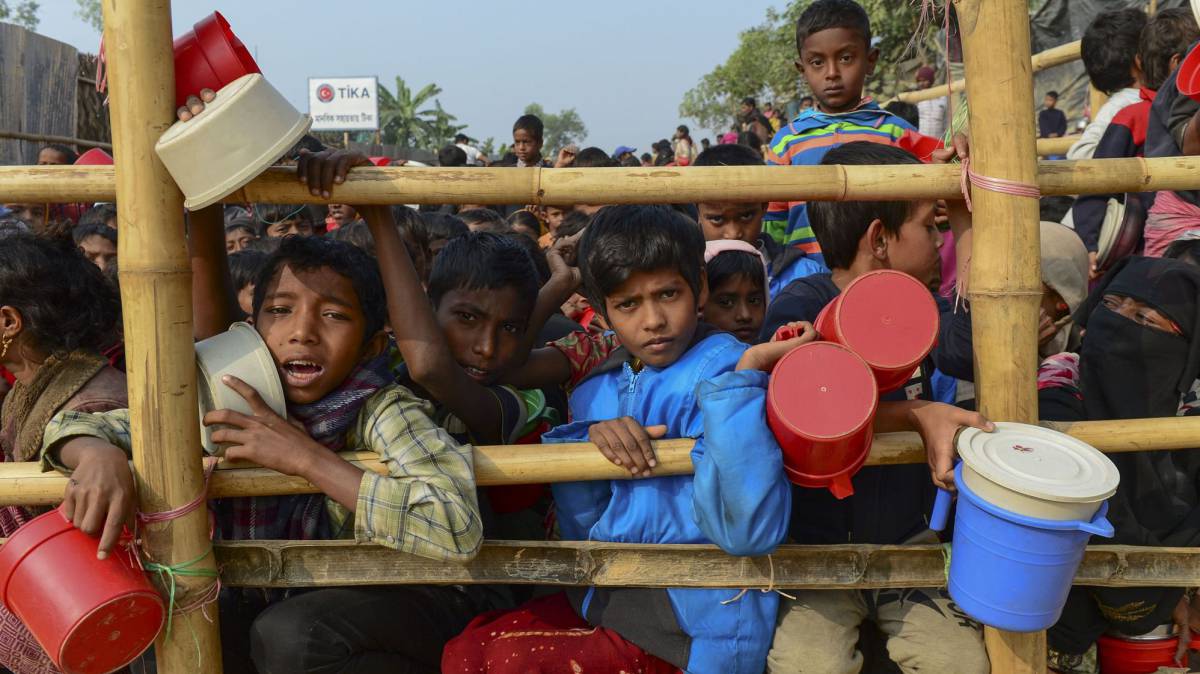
[43,234,484,673]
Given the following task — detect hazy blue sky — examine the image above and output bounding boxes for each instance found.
[34,0,788,154]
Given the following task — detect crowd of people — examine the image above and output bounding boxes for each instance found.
[3,1,1200,673]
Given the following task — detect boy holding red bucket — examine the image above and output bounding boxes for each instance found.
[763,140,994,674]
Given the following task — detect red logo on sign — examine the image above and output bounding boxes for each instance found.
[316,84,334,103]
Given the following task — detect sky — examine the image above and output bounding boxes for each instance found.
[32,0,786,154]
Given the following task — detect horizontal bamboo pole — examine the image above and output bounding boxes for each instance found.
[1,417,1197,507]
[0,129,113,151]
[896,40,1081,104]
[1,156,1194,206]
[1035,135,1080,157]
[210,539,1200,590]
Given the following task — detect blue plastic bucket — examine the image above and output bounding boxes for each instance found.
[930,464,1114,632]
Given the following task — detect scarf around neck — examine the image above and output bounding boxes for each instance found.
[216,352,393,541]
[0,351,106,462]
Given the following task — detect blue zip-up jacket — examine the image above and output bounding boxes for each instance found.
[544,331,791,674]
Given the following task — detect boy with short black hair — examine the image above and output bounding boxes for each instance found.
[512,113,545,167]
[693,143,826,297]
[762,141,989,674]
[44,233,485,673]
[444,204,805,674]
[421,211,469,259]
[458,207,508,232]
[1039,91,1068,140]
[438,144,468,167]
[255,203,314,238]
[72,222,117,273]
[763,0,943,262]
[1069,8,1148,160]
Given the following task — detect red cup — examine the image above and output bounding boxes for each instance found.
[172,11,261,108]
[1097,633,1200,674]
[0,508,164,674]
[1177,43,1200,103]
[815,270,939,394]
[74,148,113,166]
[767,341,878,498]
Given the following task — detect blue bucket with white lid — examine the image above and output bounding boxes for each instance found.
[931,423,1120,632]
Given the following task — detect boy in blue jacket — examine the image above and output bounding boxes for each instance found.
[443,205,809,674]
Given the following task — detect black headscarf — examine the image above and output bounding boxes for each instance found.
[1074,256,1200,547]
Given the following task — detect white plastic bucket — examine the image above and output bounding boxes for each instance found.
[194,322,286,455]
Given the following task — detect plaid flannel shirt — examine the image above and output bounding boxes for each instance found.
[41,384,483,561]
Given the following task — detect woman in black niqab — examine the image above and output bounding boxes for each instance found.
[1047,256,1200,669]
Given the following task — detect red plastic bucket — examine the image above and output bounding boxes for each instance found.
[172,11,261,108]
[767,341,878,498]
[0,508,164,674]
[815,270,939,394]
[368,156,392,167]
[74,149,113,166]
[1177,42,1200,103]
[1098,633,1200,674]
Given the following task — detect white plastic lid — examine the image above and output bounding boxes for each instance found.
[957,422,1119,503]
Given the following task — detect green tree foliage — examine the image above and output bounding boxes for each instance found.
[0,0,40,30]
[377,76,467,151]
[74,0,102,32]
[523,103,587,155]
[680,1,941,131]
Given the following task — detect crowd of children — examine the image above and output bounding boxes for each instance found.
[3,0,1200,672]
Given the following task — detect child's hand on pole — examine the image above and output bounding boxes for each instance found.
[906,401,994,491]
[588,417,667,478]
[61,439,136,560]
[296,149,373,199]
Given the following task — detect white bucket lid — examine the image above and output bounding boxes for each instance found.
[156,73,312,211]
[957,421,1119,504]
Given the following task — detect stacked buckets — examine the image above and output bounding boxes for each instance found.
[767,270,939,498]
[931,423,1120,632]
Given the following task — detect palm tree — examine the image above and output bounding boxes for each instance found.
[377,76,461,150]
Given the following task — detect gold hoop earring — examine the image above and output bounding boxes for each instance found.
[0,335,11,360]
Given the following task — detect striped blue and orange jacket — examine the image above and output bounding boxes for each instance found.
[764,99,942,263]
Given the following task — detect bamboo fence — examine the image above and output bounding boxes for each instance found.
[0,0,1197,672]
[895,40,1080,104]
[2,154,1196,206]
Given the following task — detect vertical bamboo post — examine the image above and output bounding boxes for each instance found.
[956,0,1046,672]
[1089,85,1109,125]
[101,1,224,672]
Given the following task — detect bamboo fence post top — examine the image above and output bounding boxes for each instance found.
[959,0,1047,671]
[100,0,224,671]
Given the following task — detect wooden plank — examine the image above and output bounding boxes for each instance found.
[0,23,78,165]
[5,156,1200,205]
[209,539,1200,590]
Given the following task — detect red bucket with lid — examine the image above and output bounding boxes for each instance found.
[815,269,939,394]
[1098,632,1200,674]
[0,507,164,674]
[767,341,878,499]
[173,11,261,108]
[74,148,113,166]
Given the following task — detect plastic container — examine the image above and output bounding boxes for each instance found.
[814,270,939,394]
[931,464,1114,632]
[0,507,164,674]
[1096,194,1145,273]
[367,156,392,167]
[1177,39,1200,103]
[172,11,260,108]
[73,148,113,166]
[1098,629,1200,674]
[195,322,287,455]
[767,341,878,498]
[957,422,1119,521]
[156,73,312,211]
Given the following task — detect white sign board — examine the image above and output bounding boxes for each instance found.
[307,77,379,131]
